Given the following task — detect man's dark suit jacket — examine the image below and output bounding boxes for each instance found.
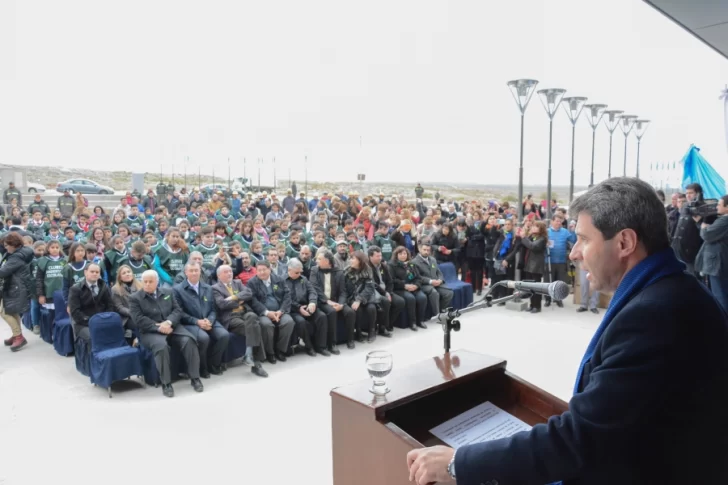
[128,288,182,333]
[246,274,292,316]
[212,280,253,329]
[68,279,114,327]
[308,266,347,306]
[455,272,728,485]
[172,279,216,326]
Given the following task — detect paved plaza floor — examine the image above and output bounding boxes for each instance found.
[0,298,600,485]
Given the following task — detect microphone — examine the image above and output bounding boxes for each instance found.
[504,280,570,301]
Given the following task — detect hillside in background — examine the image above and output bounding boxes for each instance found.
[17,164,585,204]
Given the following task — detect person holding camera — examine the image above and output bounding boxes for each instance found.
[696,195,728,314]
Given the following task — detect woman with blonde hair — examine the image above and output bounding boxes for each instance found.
[111,264,142,345]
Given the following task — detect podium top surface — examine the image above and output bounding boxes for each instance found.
[330,349,506,412]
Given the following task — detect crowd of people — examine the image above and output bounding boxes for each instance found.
[1,179,725,397]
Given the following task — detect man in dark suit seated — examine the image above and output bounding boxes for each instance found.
[367,246,403,336]
[411,242,453,317]
[247,260,295,364]
[211,264,268,378]
[407,177,728,485]
[309,250,354,351]
[68,262,114,343]
[285,258,329,357]
[173,262,230,378]
[129,270,203,398]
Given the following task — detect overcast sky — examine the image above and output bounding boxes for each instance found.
[1,0,727,187]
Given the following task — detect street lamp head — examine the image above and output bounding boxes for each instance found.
[603,110,624,133]
[633,119,651,139]
[619,115,638,136]
[537,88,567,119]
[507,79,539,114]
[583,104,608,129]
[562,97,588,125]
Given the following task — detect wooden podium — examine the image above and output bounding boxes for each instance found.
[330,349,568,485]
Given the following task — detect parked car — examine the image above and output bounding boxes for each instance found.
[27,182,46,193]
[56,179,114,194]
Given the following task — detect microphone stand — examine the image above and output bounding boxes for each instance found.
[438,286,533,354]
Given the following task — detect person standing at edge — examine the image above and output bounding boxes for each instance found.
[407,177,728,485]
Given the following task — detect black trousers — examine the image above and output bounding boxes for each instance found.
[319,303,355,346]
[183,323,230,374]
[139,327,201,384]
[491,265,515,300]
[227,311,266,362]
[291,309,328,350]
[354,302,378,338]
[468,257,484,291]
[376,293,405,331]
[522,271,543,310]
[484,259,495,282]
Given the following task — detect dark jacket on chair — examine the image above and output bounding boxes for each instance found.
[309,266,348,306]
[68,279,114,327]
[454,272,728,485]
[212,280,254,329]
[696,215,728,278]
[173,279,217,326]
[247,274,292,316]
[128,288,182,333]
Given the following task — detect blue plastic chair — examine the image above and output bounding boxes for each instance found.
[52,291,74,355]
[225,333,247,363]
[439,263,473,310]
[89,312,144,398]
[138,338,188,386]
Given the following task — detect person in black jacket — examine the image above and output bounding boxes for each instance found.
[464,218,487,295]
[407,177,728,485]
[695,194,728,314]
[285,258,329,357]
[671,183,705,275]
[368,246,402,335]
[173,262,230,378]
[68,263,114,343]
[246,260,295,363]
[520,221,548,313]
[129,270,202,397]
[483,215,502,286]
[0,234,34,351]
[430,222,459,265]
[344,251,378,343]
[310,251,354,351]
[390,246,428,331]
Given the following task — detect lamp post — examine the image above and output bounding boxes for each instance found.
[562,96,588,202]
[506,79,539,219]
[583,104,608,188]
[633,119,650,179]
[619,115,637,177]
[537,87,566,220]
[603,110,623,179]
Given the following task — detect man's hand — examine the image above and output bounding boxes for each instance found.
[157,322,173,335]
[299,305,310,317]
[225,295,237,301]
[406,446,455,485]
[431,280,441,287]
[197,319,212,330]
[693,215,702,223]
[351,301,360,311]
[502,260,509,268]
[702,222,710,229]
[307,303,316,314]
[386,293,392,302]
[405,284,417,292]
[38,296,46,305]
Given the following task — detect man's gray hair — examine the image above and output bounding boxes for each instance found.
[217,264,232,276]
[141,270,158,281]
[569,177,670,255]
[189,250,203,259]
[184,261,201,272]
[288,258,303,270]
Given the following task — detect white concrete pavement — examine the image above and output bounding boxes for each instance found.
[0,299,600,485]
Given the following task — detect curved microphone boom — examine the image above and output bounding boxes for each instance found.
[505,280,570,301]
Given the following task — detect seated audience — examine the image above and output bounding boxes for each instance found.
[310,250,353,350]
[412,242,454,317]
[68,262,114,343]
[390,246,428,331]
[343,251,378,343]
[285,258,329,357]
[110,264,141,345]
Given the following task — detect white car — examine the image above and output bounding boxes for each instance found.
[27,182,46,193]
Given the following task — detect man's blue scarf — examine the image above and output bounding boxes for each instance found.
[573,248,685,395]
[550,249,685,485]
[498,231,513,258]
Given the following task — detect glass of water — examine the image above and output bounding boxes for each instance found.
[366,350,393,395]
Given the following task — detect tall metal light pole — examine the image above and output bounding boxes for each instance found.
[619,115,637,176]
[562,96,588,202]
[538,88,567,220]
[632,120,650,179]
[304,155,308,195]
[583,104,608,187]
[506,79,539,219]
[603,110,623,179]
[257,158,262,191]
[273,157,277,190]
[227,157,231,190]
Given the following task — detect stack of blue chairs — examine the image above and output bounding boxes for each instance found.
[52,291,74,355]
[439,263,474,310]
[88,312,144,398]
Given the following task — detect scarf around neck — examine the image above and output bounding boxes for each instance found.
[498,231,513,258]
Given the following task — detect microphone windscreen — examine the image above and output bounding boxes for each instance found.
[549,280,570,301]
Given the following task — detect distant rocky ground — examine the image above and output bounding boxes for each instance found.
[18,164,584,204]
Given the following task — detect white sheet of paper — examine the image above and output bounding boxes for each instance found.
[429,401,531,449]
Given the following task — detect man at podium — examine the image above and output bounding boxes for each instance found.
[407,178,728,485]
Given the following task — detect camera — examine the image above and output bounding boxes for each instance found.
[687,199,718,219]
